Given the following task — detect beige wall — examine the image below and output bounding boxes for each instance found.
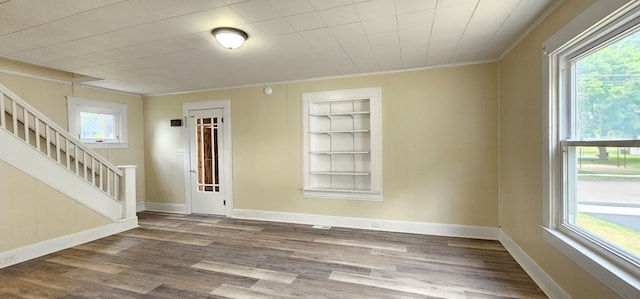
[0,59,146,203]
[499,0,619,297]
[0,160,110,252]
[144,63,499,226]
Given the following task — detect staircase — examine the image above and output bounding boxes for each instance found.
[0,83,137,223]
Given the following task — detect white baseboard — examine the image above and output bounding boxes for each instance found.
[0,217,138,269]
[143,202,187,214]
[499,230,570,299]
[231,209,500,240]
[136,202,146,212]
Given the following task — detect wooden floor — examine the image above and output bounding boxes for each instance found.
[0,212,547,298]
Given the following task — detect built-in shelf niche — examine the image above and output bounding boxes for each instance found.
[302,87,382,201]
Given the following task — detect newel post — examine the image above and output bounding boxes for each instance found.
[118,165,137,219]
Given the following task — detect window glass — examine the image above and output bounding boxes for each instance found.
[575,30,640,141]
[80,111,116,141]
[566,27,640,263]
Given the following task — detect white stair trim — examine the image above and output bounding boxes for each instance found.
[0,129,122,221]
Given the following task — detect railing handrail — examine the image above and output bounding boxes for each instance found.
[0,83,123,177]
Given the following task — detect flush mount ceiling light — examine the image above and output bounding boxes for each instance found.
[211,27,248,50]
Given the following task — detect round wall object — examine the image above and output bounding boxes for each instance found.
[263,87,273,95]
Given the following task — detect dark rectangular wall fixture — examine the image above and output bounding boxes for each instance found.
[170,119,182,127]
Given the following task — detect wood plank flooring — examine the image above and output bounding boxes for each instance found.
[0,212,547,298]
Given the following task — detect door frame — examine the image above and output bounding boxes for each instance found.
[182,99,233,216]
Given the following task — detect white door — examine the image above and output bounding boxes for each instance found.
[188,108,225,215]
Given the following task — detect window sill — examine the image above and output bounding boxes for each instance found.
[85,142,129,149]
[542,227,640,298]
[303,189,382,201]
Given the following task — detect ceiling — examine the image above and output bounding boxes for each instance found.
[0,0,557,95]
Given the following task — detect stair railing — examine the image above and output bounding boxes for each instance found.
[0,83,135,220]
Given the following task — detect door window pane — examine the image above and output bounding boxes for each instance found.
[195,117,219,193]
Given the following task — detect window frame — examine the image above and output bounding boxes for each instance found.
[67,96,128,149]
[543,1,640,297]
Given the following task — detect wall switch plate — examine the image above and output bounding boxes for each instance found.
[176,148,184,156]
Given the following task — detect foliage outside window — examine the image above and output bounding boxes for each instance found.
[67,97,128,149]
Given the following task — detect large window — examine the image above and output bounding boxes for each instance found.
[544,2,640,296]
[67,97,128,149]
[564,28,640,264]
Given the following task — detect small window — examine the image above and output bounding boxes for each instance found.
[67,97,128,149]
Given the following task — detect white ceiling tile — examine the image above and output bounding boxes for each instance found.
[0,0,122,27]
[361,14,397,34]
[429,1,477,46]
[437,0,479,8]
[285,12,326,31]
[12,38,109,64]
[224,0,250,5]
[320,50,359,74]
[265,0,315,16]
[0,17,27,35]
[251,18,295,36]
[299,28,336,43]
[459,0,519,42]
[425,53,450,66]
[135,0,226,17]
[318,5,360,26]
[397,9,435,30]
[310,0,353,10]
[450,48,480,63]
[398,27,430,44]
[368,31,402,70]
[330,23,366,40]
[395,0,436,14]
[427,44,456,65]
[355,0,396,18]
[171,7,249,33]
[231,0,280,22]
[339,37,379,72]
[0,25,78,54]
[400,40,427,68]
[98,20,190,48]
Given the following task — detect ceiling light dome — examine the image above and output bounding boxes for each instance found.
[211,27,248,50]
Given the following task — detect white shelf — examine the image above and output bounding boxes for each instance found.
[304,188,380,194]
[310,151,370,155]
[310,111,370,117]
[310,171,370,176]
[309,130,369,134]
